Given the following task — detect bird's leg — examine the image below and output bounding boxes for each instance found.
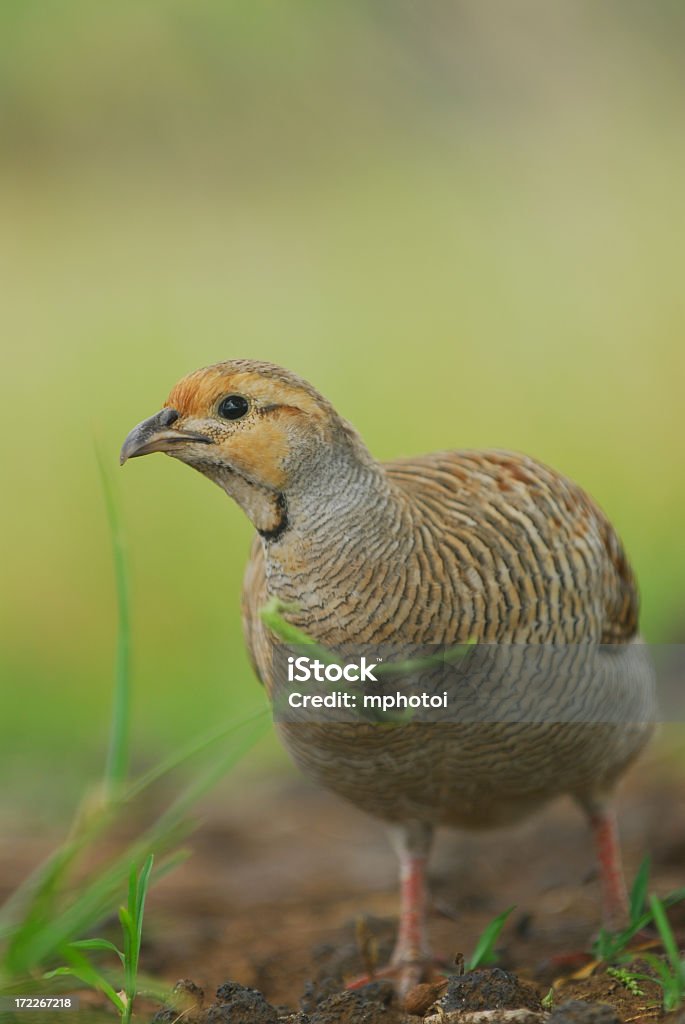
[575,792,629,932]
[536,796,631,977]
[347,822,439,997]
[391,830,432,971]
[587,803,629,932]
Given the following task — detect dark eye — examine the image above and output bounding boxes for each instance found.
[217,394,250,420]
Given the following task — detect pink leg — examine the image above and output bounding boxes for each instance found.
[347,823,438,996]
[537,798,632,976]
[588,805,629,931]
[392,850,430,966]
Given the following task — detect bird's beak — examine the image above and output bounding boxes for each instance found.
[120,409,213,465]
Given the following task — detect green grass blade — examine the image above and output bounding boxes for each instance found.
[95,443,131,796]
[134,856,154,959]
[118,905,134,998]
[635,953,673,985]
[629,857,651,922]
[593,884,685,963]
[467,906,515,970]
[147,719,268,830]
[6,839,182,973]
[0,789,121,944]
[0,707,267,959]
[0,707,268,947]
[634,951,683,1011]
[126,866,136,938]
[45,948,126,1014]
[122,857,152,1000]
[69,939,125,965]
[3,717,266,976]
[45,963,124,1010]
[118,907,134,937]
[0,840,90,951]
[261,598,339,662]
[650,895,681,973]
[123,706,269,803]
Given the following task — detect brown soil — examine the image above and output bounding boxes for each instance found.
[1,744,684,1023]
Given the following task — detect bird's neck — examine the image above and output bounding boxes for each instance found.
[260,449,405,612]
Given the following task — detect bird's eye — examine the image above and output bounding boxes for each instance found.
[217,394,250,421]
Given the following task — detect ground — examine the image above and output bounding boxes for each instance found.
[1,741,683,1022]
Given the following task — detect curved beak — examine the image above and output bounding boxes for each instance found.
[120,409,213,465]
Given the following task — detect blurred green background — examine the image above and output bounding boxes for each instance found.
[1,1,684,816]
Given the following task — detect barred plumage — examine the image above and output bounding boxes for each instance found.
[122,359,654,994]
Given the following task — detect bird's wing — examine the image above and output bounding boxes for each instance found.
[592,511,639,643]
[385,449,639,645]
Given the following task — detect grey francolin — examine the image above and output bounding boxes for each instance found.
[121,360,654,992]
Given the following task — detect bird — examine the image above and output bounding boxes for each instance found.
[120,359,654,994]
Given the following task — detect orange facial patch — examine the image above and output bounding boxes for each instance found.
[224,418,292,490]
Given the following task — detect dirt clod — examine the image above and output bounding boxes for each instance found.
[356,980,398,1007]
[548,1001,620,1024]
[301,974,349,1013]
[308,989,407,1024]
[439,969,542,1013]
[200,980,279,1023]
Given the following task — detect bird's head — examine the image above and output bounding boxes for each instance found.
[120,359,373,538]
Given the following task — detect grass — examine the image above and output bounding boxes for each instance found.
[45,855,154,1023]
[460,862,685,1011]
[465,906,515,971]
[630,896,685,1013]
[583,859,685,1013]
[0,429,472,1006]
[1,447,681,1016]
[0,460,270,1016]
[592,857,685,963]
[0,706,268,984]
[95,443,132,797]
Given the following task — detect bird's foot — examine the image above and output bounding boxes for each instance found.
[346,955,447,999]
